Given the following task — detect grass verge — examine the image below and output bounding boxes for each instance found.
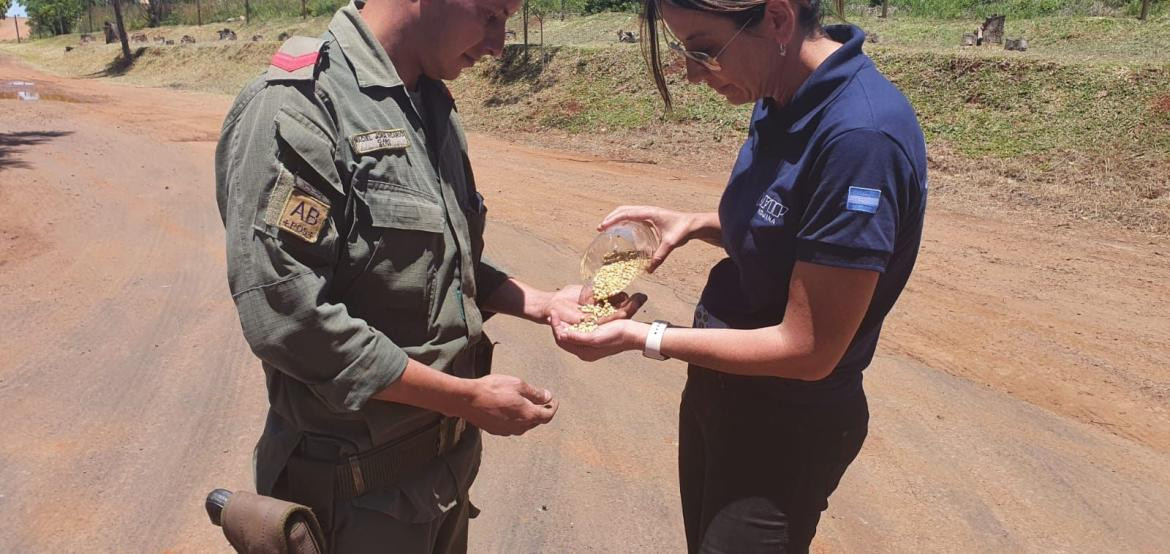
[2,12,1167,232]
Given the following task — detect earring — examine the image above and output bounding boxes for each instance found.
[780,44,787,57]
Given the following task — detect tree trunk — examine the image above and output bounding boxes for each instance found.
[301,0,307,19]
[245,0,251,24]
[88,2,94,33]
[522,1,529,59]
[197,0,202,25]
[881,0,889,18]
[560,0,565,21]
[113,0,132,63]
[14,17,20,44]
[1140,0,1151,20]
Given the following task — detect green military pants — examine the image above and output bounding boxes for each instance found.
[271,428,482,554]
[330,484,472,554]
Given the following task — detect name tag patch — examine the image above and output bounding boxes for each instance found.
[350,129,410,155]
[265,168,331,243]
[846,187,881,214]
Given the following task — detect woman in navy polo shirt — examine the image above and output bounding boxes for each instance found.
[551,0,927,551]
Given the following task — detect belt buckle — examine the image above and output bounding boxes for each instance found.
[348,455,367,497]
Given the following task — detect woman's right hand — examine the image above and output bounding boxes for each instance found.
[599,206,709,273]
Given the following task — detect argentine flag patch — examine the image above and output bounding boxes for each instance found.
[846,187,881,214]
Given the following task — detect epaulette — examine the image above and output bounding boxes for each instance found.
[265,36,327,82]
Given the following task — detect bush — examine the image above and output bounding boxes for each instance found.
[25,0,86,36]
[582,0,640,14]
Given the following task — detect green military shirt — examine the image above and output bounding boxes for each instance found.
[214,0,509,497]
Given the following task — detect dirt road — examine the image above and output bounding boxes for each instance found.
[1,56,1167,552]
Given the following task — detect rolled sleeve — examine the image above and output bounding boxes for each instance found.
[234,268,409,413]
[218,85,408,414]
[796,129,915,273]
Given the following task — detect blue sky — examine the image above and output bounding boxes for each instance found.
[7,0,27,18]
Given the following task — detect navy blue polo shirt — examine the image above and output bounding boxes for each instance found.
[696,25,927,399]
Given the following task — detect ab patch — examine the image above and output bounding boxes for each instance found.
[278,190,329,243]
[265,168,330,243]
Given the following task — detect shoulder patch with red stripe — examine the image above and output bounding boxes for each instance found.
[266,36,326,82]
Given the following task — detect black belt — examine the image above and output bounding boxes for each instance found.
[333,416,466,499]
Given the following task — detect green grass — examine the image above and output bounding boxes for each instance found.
[455,45,747,134]
[509,12,640,47]
[519,10,1170,64]
[874,52,1170,158]
[450,40,1169,231]
[54,0,346,35]
[0,16,330,93]
[8,11,1168,159]
[841,0,1166,19]
[456,29,1170,159]
[857,13,1170,63]
[3,11,1167,231]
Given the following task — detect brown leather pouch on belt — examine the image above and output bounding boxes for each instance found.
[221,490,326,554]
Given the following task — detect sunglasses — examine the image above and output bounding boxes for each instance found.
[665,17,754,72]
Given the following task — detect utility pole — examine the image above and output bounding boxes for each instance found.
[1140,0,1150,20]
[14,16,20,44]
[112,0,131,63]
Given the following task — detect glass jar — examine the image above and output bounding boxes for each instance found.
[578,220,660,304]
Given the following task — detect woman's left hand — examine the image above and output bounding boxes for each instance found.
[549,312,649,362]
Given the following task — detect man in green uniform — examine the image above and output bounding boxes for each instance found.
[214,0,643,551]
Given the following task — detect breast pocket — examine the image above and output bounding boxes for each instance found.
[351,177,448,333]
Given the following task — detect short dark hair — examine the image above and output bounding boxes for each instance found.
[640,0,843,110]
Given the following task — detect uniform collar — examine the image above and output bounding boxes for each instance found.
[330,0,404,89]
[758,25,870,136]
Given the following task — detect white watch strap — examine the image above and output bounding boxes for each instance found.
[643,320,670,361]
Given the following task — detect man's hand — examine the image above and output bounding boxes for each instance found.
[458,374,559,436]
[544,285,589,325]
[546,284,648,325]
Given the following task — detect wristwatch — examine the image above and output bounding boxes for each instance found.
[643,320,671,361]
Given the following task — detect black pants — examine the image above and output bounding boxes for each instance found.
[679,367,869,553]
